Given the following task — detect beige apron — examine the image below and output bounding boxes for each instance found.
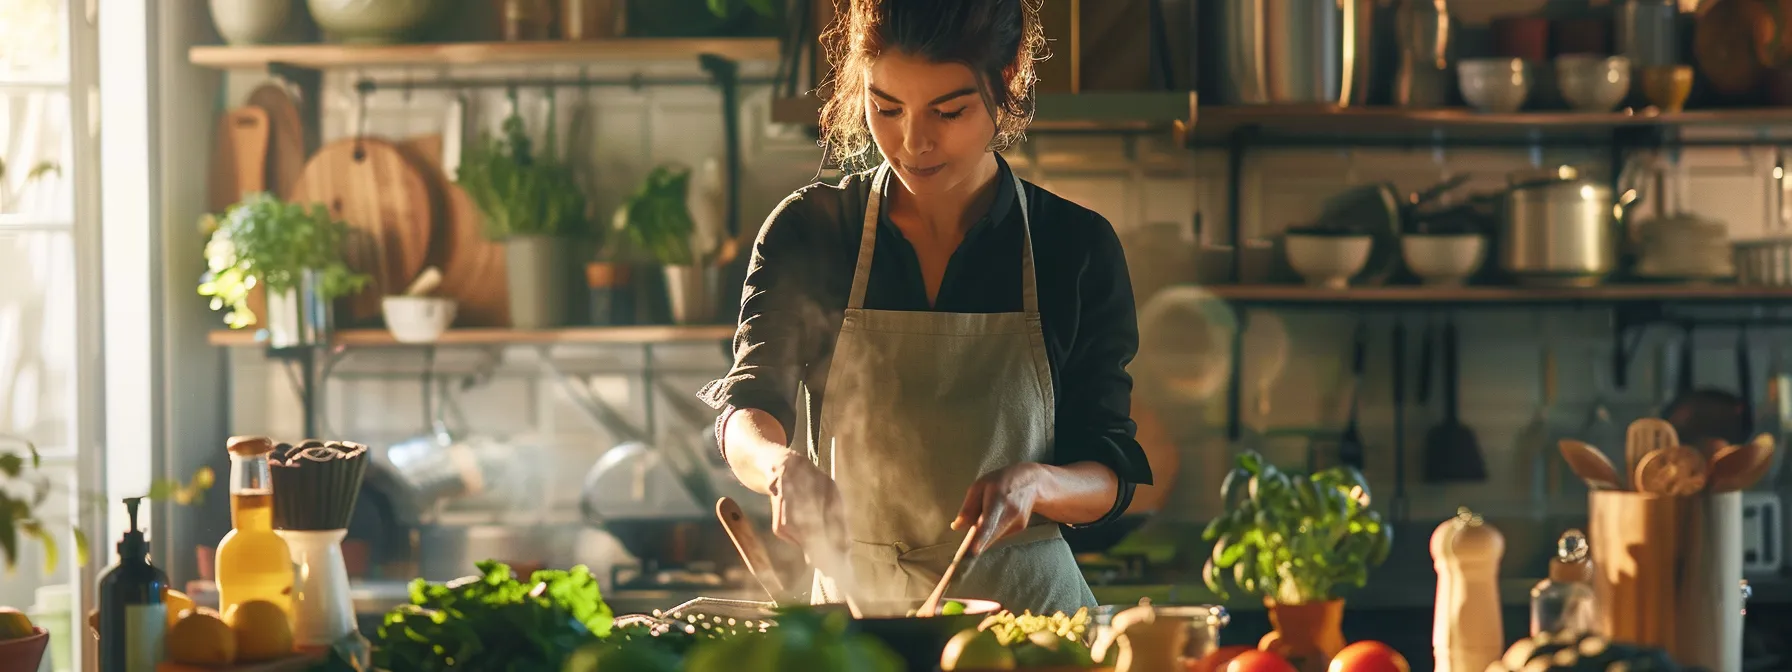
[809,163,1097,615]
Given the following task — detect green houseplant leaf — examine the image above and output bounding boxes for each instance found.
[0,433,214,573]
[612,164,697,266]
[196,192,370,328]
[1201,450,1392,604]
[455,110,591,244]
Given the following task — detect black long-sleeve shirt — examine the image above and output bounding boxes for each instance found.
[698,157,1152,526]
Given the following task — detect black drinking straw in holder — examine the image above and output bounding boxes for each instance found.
[271,440,370,531]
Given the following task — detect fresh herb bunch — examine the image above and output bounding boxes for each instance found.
[1201,451,1393,604]
[611,164,697,265]
[683,609,902,672]
[374,561,614,672]
[197,192,369,329]
[456,110,590,241]
[2,434,213,572]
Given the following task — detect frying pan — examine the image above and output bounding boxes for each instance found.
[1661,325,1752,447]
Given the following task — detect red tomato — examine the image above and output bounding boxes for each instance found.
[1186,645,1257,672]
[1327,641,1411,672]
[1222,650,1297,672]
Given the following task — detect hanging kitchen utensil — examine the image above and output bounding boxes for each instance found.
[1662,325,1753,447]
[1558,439,1623,491]
[1390,320,1410,520]
[1337,321,1368,470]
[1575,344,1625,494]
[289,136,435,325]
[715,497,792,607]
[442,93,466,182]
[1424,317,1488,482]
[1515,336,1557,514]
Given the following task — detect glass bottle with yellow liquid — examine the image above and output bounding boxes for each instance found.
[215,436,294,616]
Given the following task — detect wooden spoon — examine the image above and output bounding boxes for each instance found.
[1708,434,1777,493]
[1634,445,1709,496]
[1558,439,1623,490]
[715,497,791,606]
[918,525,980,618]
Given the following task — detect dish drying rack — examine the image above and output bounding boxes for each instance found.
[614,597,780,639]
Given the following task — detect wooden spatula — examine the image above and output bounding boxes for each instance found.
[1558,439,1623,490]
[918,525,980,618]
[715,497,791,606]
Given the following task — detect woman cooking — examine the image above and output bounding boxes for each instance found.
[698,0,1150,615]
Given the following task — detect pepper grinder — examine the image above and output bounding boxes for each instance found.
[1431,507,1505,672]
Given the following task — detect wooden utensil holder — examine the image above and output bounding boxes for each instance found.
[1588,490,1743,672]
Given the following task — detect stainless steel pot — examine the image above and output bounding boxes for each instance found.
[1500,167,1619,286]
[1218,0,1375,105]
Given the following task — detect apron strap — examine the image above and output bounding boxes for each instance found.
[846,162,1042,315]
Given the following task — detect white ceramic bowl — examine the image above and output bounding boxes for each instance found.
[1284,233,1374,289]
[382,296,457,343]
[1458,58,1532,113]
[1401,234,1487,285]
[1556,55,1631,112]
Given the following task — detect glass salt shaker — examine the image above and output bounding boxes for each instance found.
[1530,529,1598,636]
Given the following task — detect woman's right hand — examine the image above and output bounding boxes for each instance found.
[767,452,850,562]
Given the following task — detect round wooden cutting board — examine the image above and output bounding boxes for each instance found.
[397,134,510,327]
[289,137,435,325]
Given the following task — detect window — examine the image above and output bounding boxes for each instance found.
[0,1,91,671]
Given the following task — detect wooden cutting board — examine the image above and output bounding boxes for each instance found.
[396,134,510,326]
[207,107,269,213]
[288,138,435,325]
[246,83,307,200]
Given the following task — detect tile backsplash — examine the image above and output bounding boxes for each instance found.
[220,59,1792,538]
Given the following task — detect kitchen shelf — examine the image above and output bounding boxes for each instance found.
[187,38,782,70]
[770,91,1198,131]
[207,325,736,348]
[1190,105,1792,146]
[1206,284,1792,305]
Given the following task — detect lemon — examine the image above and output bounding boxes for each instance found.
[162,588,196,631]
[224,600,293,662]
[0,607,35,641]
[165,609,236,666]
[941,628,1014,671]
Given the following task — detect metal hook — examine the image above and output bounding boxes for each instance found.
[350,81,373,162]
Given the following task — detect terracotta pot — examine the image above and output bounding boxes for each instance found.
[0,627,49,672]
[1258,599,1347,672]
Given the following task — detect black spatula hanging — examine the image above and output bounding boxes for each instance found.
[1424,317,1488,482]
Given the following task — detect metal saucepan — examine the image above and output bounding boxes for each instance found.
[1499,165,1630,287]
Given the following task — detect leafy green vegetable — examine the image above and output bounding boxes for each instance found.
[611,164,698,265]
[374,561,613,672]
[456,105,591,242]
[706,0,777,18]
[1201,450,1393,604]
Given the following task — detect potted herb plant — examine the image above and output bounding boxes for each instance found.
[614,164,723,325]
[1202,451,1393,672]
[198,192,369,348]
[626,0,779,38]
[456,106,590,329]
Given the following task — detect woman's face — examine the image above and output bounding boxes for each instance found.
[863,49,999,196]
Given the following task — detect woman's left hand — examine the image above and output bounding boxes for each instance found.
[952,463,1048,556]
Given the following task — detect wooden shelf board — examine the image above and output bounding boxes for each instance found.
[188,39,782,69]
[1205,284,1792,303]
[208,325,736,347]
[1190,105,1792,142]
